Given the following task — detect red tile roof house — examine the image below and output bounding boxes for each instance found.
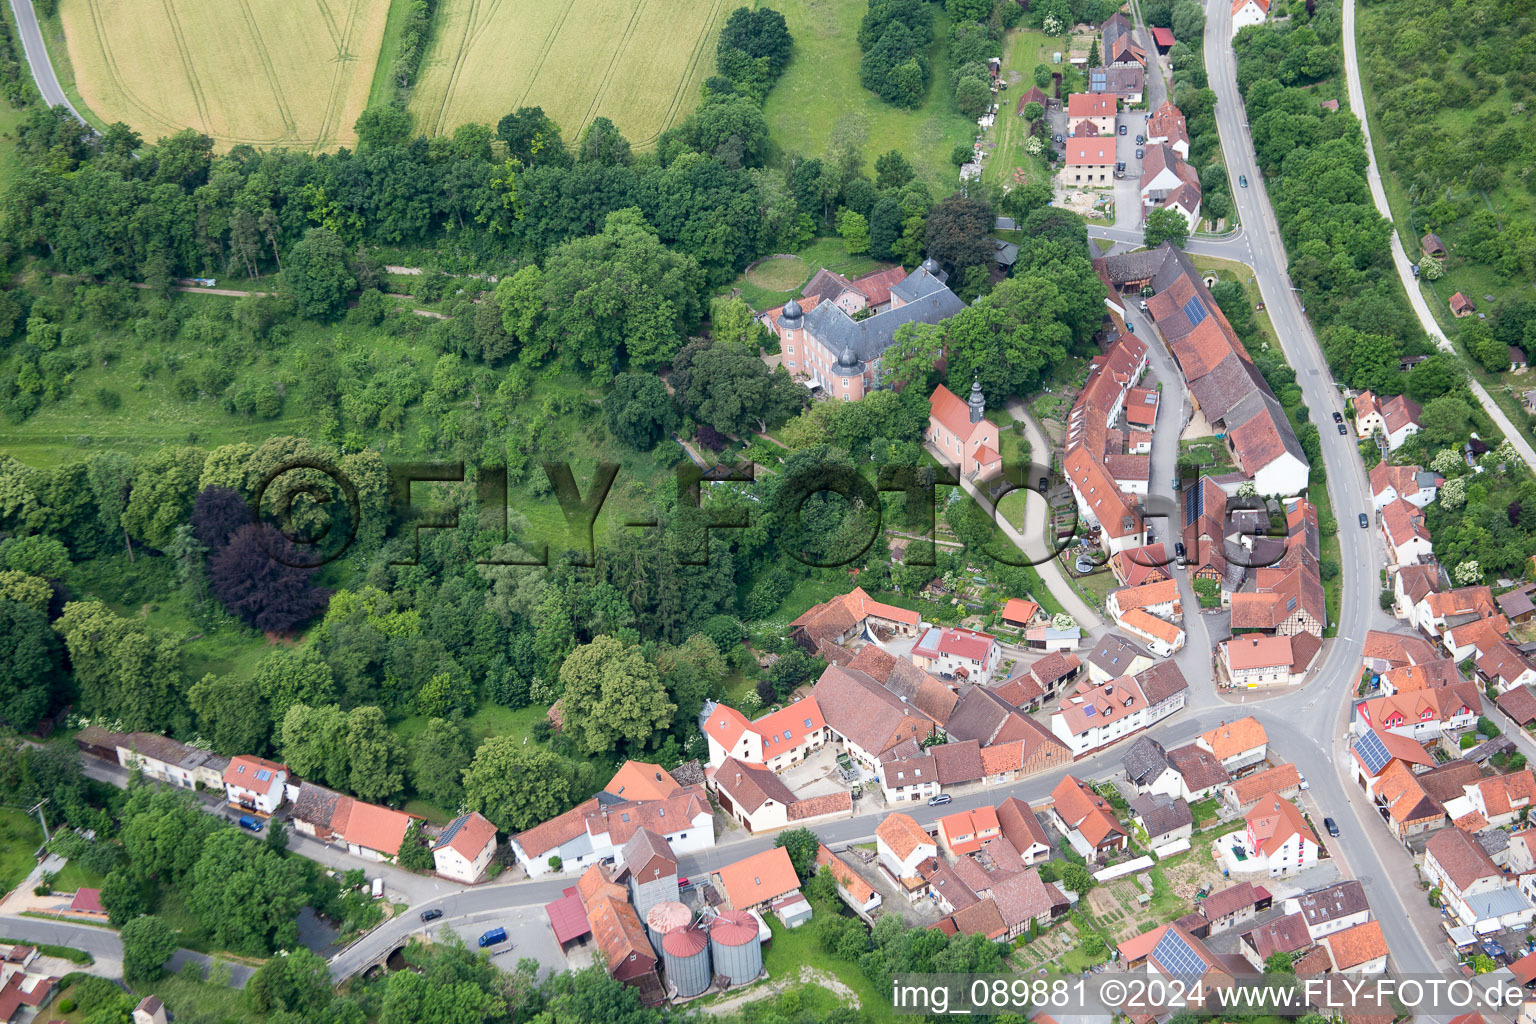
[1369,462,1442,510]
[1463,770,1536,828]
[911,624,1001,683]
[713,846,803,913]
[928,381,1002,482]
[288,780,415,862]
[1064,137,1117,186]
[1380,497,1434,567]
[788,584,921,661]
[1221,634,1303,688]
[938,806,1002,857]
[1146,101,1189,157]
[701,695,832,770]
[816,844,882,916]
[876,812,939,891]
[1066,92,1117,136]
[222,755,288,816]
[710,756,852,833]
[1049,775,1128,862]
[1218,796,1318,878]
[512,770,714,878]
[431,811,498,883]
[1324,920,1389,975]
[1353,683,1481,742]
[1451,292,1477,318]
[577,865,664,1004]
[812,663,937,767]
[1353,390,1422,452]
[1196,717,1268,774]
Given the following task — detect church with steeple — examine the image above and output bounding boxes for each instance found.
[763,258,965,401]
[926,376,1003,481]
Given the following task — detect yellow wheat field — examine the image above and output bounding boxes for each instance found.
[59,0,388,151]
[409,0,727,148]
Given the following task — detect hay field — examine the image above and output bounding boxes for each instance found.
[58,0,388,150]
[410,0,726,147]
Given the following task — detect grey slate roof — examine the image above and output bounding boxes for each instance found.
[1130,794,1193,837]
[801,266,964,365]
[1122,736,1172,786]
[1086,634,1152,678]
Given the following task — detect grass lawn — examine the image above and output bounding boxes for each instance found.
[982,28,1062,190]
[0,809,43,895]
[1074,567,1117,609]
[365,0,418,109]
[730,237,889,312]
[762,0,976,194]
[49,861,105,893]
[1178,437,1237,476]
[1190,255,1278,345]
[0,101,26,194]
[394,704,550,750]
[761,897,886,1013]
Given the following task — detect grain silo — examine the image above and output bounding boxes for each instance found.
[708,909,763,987]
[645,900,691,957]
[662,923,711,999]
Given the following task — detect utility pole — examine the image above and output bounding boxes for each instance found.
[27,798,49,844]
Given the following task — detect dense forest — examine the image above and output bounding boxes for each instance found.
[0,0,1109,850]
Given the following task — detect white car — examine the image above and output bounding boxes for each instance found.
[1298,774,1310,791]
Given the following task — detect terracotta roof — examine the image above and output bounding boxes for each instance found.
[583,789,711,847]
[1245,797,1316,857]
[1147,101,1188,149]
[1380,658,1461,693]
[1031,651,1083,686]
[1112,578,1180,611]
[1470,770,1536,818]
[1200,717,1267,761]
[790,586,920,650]
[943,897,1008,939]
[1425,827,1501,891]
[715,847,800,909]
[1325,920,1387,970]
[605,761,682,802]
[515,798,600,858]
[70,888,104,913]
[1111,545,1171,587]
[1226,763,1301,806]
[338,800,413,856]
[817,844,876,905]
[1382,497,1431,551]
[930,384,989,442]
[1052,775,1126,846]
[1056,674,1148,736]
[1066,138,1116,165]
[1224,634,1293,671]
[846,645,958,726]
[433,811,497,860]
[1359,683,1481,731]
[877,813,936,860]
[1002,598,1039,623]
[578,867,655,981]
[1066,93,1116,118]
[814,664,932,756]
[223,755,285,794]
[1121,608,1182,645]
[913,625,996,664]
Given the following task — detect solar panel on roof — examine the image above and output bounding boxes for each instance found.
[1182,296,1208,326]
[1084,706,1098,718]
[255,769,270,781]
[1185,478,1204,527]
[1354,730,1391,775]
[1152,928,1207,974]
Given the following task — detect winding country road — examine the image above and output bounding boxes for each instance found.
[1339,0,1536,470]
[5,0,85,122]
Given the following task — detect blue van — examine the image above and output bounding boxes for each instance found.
[478,927,508,948]
[238,814,263,832]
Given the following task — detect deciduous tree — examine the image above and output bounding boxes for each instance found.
[120,914,178,981]
[558,635,676,754]
[462,735,575,832]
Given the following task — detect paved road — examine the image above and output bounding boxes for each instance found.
[1089,223,1254,263]
[1339,0,1536,470]
[932,435,1107,632]
[5,0,86,122]
[0,915,255,987]
[1204,0,1442,977]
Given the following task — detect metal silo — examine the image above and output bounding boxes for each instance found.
[709,909,763,987]
[645,900,691,957]
[662,924,711,998]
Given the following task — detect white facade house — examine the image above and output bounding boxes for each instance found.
[222,755,287,816]
[876,813,937,881]
[1218,797,1318,878]
[512,790,714,878]
[431,812,498,884]
[877,751,941,804]
[910,626,1001,684]
[1424,828,1535,933]
[1231,0,1270,34]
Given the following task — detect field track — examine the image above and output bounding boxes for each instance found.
[410,0,727,148]
[58,0,387,150]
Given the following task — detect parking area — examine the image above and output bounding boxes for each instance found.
[775,744,854,799]
[424,902,584,980]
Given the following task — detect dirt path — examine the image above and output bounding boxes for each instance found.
[700,965,861,1016]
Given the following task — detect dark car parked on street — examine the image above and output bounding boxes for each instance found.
[421,909,443,922]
